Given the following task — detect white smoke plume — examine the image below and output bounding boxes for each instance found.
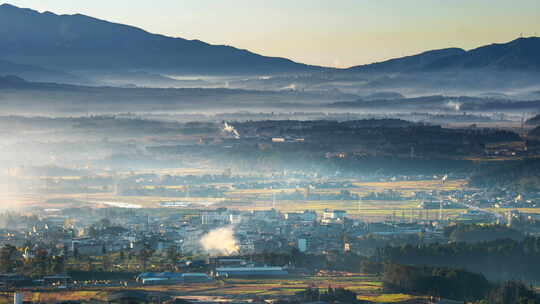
[441,174,448,184]
[200,226,239,256]
[446,100,462,112]
[223,122,240,139]
[281,83,297,91]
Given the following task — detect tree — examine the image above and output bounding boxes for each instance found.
[290,247,302,267]
[487,281,540,304]
[382,263,491,301]
[51,256,65,274]
[99,218,112,228]
[119,250,125,261]
[360,260,384,275]
[102,254,112,272]
[0,244,19,273]
[166,246,179,271]
[139,243,155,271]
[33,248,50,276]
[86,257,94,272]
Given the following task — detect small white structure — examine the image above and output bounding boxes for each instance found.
[323,209,347,223]
[14,293,23,304]
[297,238,308,252]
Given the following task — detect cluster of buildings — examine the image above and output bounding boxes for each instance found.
[2,186,540,260]
[1,181,540,291]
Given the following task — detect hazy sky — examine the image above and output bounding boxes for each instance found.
[6,0,540,67]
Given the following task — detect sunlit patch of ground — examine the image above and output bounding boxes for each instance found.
[131,167,225,176]
[352,179,467,192]
[359,293,421,302]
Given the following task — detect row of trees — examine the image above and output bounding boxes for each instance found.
[377,236,540,281]
[469,158,540,191]
[481,281,540,304]
[444,223,524,243]
[382,263,491,301]
[378,262,540,303]
[0,244,65,276]
[297,287,361,303]
[0,240,164,278]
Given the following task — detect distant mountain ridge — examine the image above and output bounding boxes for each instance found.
[0,3,320,74]
[348,48,466,72]
[0,58,88,84]
[0,3,539,77]
[348,37,540,72]
[527,114,540,126]
[425,37,540,70]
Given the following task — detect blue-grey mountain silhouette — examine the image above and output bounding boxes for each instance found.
[348,37,540,72]
[347,48,466,72]
[0,3,319,74]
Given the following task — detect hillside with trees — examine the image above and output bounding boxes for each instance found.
[444,224,525,243]
[378,236,540,281]
[469,158,540,191]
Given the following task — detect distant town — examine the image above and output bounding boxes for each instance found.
[1,2,540,303]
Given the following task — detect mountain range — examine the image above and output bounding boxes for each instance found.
[0,3,318,75]
[0,3,539,83]
[348,37,540,72]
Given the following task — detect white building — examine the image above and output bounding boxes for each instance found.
[297,238,308,252]
[322,209,347,223]
[201,209,230,225]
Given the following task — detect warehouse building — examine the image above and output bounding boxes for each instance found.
[213,266,288,278]
[137,272,211,285]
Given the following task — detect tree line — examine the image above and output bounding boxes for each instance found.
[380,263,540,303]
[377,236,540,281]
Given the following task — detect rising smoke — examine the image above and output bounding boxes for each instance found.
[200,225,239,255]
[446,100,462,112]
[223,122,241,139]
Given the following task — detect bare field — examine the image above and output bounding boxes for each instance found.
[5,275,424,303]
[12,178,540,222]
[353,179,468,192]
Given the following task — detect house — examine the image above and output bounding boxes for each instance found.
[285,210,317,222]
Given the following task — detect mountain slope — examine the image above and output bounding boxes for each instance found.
[347,37,540,72]
[0,58,88,84]
[0,75,30,88]
[426,37,540,70]
[0,3,320,74]
[348,48,466,72]
[526,114,540,126]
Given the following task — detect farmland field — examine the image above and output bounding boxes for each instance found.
[1,274,426,303]
[8,178,540,222]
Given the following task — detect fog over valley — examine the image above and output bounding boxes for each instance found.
[0,2,540,304]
